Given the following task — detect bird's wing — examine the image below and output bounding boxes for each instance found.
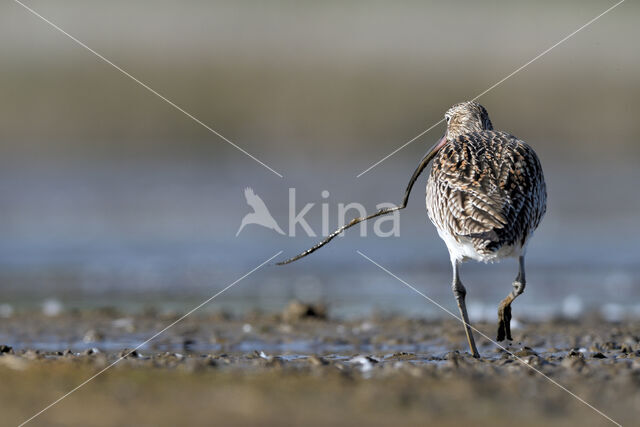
[244,187,255,203]
[244,187,269,212]
[430,131,545,248]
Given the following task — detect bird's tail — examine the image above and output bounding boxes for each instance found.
[272,223,286,235]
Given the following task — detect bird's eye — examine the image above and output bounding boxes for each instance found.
[445,116,450,123]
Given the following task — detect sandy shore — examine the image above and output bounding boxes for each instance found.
[1,305,638,426]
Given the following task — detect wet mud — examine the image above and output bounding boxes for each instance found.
[1,304,638,426]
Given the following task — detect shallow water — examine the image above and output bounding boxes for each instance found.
[1,159,639,320]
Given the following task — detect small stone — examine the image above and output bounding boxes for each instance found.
[522,355,547,368]
[281,300,327,323]
[588,343,603,353]
[567,349,584,358]
[202,355,218,367]
[182,339,196,351]
[514,347,538,357]
[620,344,633,354]
[307,355,329,366]
[348,355,377,372]
[603,341,620,351]
[119,349,139,358]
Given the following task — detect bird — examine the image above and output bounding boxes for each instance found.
[277,101,546,358]
[425,101,546,357]
[236,187,286,236]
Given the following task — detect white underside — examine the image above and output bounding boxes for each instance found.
[436,227,524,263]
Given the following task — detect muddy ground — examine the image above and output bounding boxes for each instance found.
[1,303,638,426]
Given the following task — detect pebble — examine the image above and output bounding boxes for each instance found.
[119,349,140,359]
[620,344,633,354]
[514,347,538,357]
[348,355,378,372]
[307,355,329,366]
[182,339,196,351]
[281,301,327,323]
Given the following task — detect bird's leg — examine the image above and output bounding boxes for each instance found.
[497,256,526,341]
[451,259,480,358]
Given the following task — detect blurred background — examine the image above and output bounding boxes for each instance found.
[0,0,638,320]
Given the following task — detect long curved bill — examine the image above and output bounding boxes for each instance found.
[277,135,448,265]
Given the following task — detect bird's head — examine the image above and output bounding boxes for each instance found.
[444,101,493,141]
[406,102,494,190]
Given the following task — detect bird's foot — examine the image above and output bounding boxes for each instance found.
[497,304,512,342]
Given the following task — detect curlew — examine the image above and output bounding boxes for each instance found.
[279,101,546,358]
[425,101,546,357]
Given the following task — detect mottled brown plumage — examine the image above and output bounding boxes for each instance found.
[427,130,546,260]
[426,101,547,356]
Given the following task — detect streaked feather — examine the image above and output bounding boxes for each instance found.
[427,130,546,258]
